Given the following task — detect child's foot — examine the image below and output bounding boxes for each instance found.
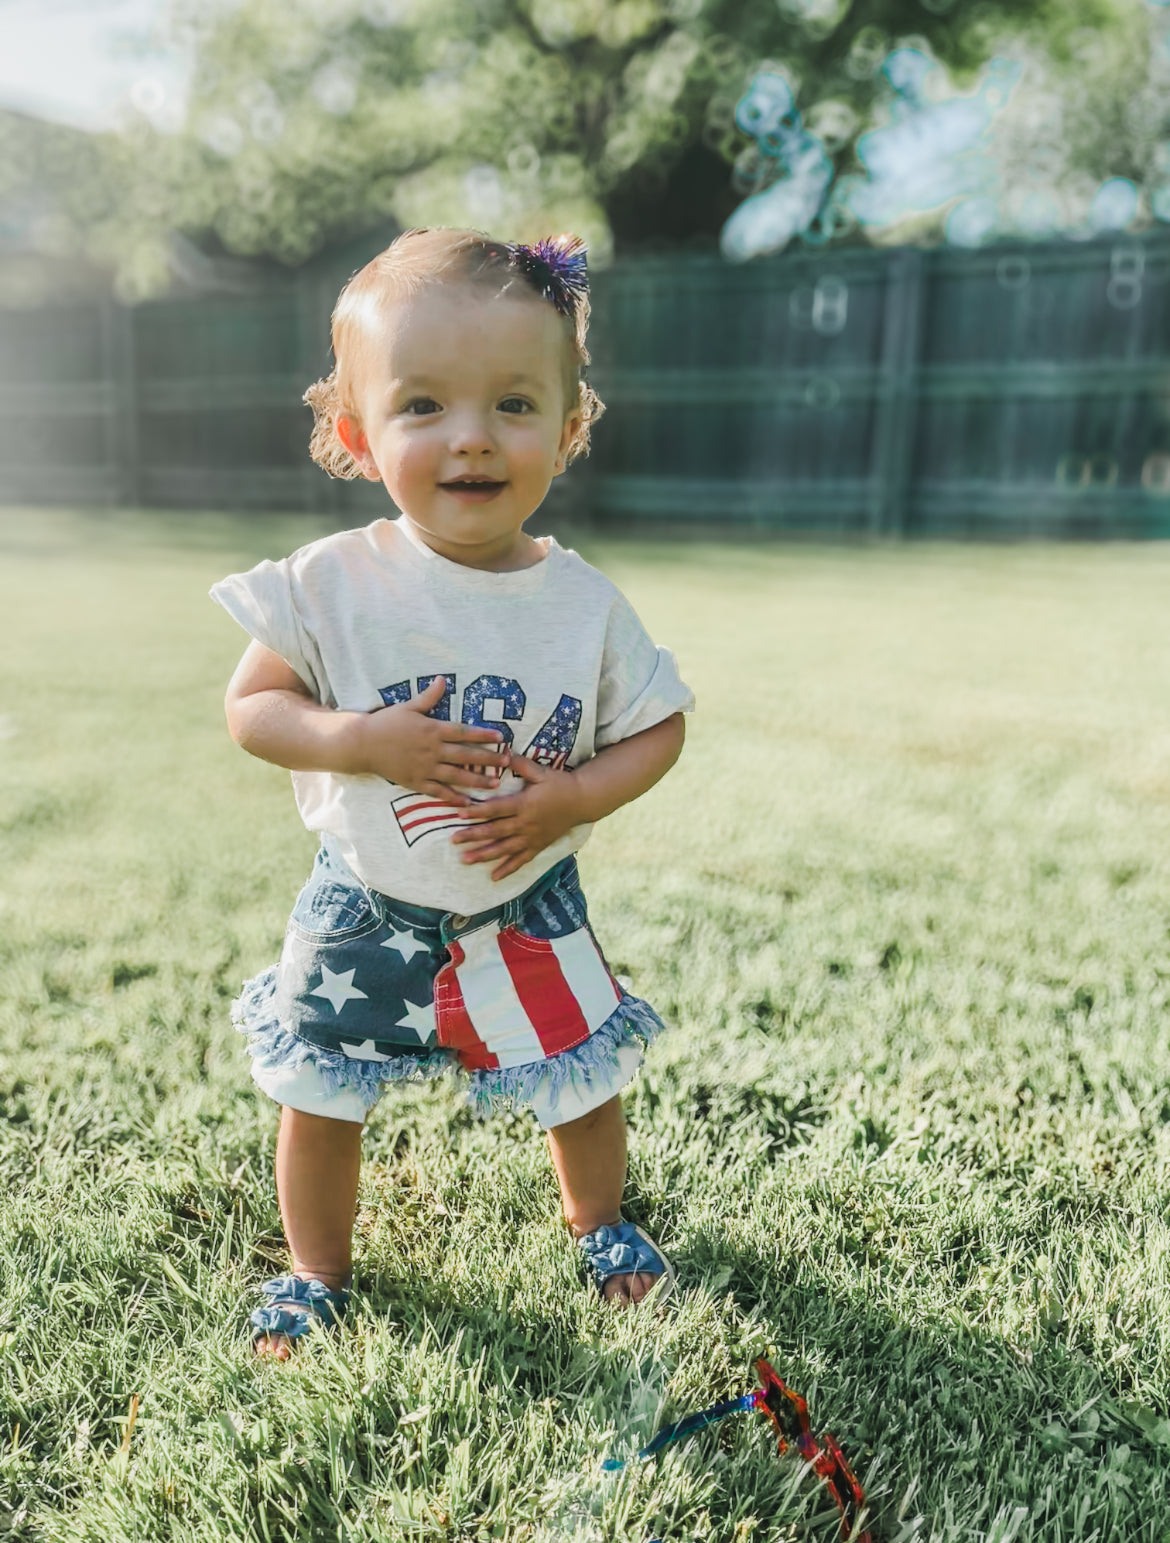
[601,1270,658,1307]
[254,1330,294,1360]
[250,1272,351,1357]
[577,1220,677,1309]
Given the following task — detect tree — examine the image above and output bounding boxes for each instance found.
[36,0,1167,297]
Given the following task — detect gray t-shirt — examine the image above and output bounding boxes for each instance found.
[210,517,694,912]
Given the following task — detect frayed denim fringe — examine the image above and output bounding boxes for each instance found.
[467,993,665,1120]
[230,965,667,1120]
[230,967,457,1111]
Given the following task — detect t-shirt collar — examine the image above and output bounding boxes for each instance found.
[384,516,559,594]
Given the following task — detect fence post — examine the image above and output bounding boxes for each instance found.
[105,297,140,509]
[870,246,926,535]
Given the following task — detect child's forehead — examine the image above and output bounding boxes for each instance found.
[366,282,561,372]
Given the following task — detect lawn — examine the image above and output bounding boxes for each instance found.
[1,506,1170,1543]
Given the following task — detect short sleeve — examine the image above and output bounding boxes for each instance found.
[209,557,329,703]
[595,590,695,749]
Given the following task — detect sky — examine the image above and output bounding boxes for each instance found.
[0,0,190,132]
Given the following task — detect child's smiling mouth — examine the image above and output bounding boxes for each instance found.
[439,479,508,502]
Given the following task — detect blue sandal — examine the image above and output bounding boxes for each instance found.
[578,1219,676,1307]
[249,1274,352,1348]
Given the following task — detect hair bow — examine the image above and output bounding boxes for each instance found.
[506,235,590,317]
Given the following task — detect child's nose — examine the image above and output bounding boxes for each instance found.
[447,411,496,455]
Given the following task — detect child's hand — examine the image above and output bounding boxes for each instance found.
[354,674,505,803]
[450,753,585,881]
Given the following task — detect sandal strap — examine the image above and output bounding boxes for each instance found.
[577,1221,666,1283]
[250,1274,351,1340]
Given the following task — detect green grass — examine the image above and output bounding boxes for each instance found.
[2,506,1170,1543]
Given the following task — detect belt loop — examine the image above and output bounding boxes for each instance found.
[322,834,382,922]
[355,871,380,923]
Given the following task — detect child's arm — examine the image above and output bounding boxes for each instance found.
[450,713,686,882]
[224,640,505,801]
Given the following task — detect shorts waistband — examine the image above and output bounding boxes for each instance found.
[317,834,577,943]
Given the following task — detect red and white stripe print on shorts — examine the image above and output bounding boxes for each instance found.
[435,913,624,1071]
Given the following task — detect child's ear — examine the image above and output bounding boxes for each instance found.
[336,414,382,481]
[552,410,584,476]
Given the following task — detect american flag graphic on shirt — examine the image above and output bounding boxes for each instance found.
[390,791,478,846]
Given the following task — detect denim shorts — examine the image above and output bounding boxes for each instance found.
[230,836,667,1130]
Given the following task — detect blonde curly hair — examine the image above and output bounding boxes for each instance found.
[304,226,605,480]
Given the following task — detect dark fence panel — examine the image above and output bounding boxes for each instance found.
[2,233,1169,536]
[585,235,1170,537]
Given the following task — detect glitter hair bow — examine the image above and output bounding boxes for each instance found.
[506,235,590,318]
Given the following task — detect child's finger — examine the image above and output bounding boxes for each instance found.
[437,766,501,789]
[458,836,524,863]
[450,806,520,832]
[453,799,524,825]
[404,675,450,711]
[447,724,506,744]
[505,753,544,783]
[490,854,530,882]
[457,840,510,862]
[418,781,472,805]
[441,737,507,762]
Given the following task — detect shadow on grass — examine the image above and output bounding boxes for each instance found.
[600,1224,1170,1542]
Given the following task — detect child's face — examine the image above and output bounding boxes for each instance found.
[337,283,582,570]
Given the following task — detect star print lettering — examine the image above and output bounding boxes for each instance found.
[210,518,694,912]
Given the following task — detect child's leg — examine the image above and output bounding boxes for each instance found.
[545,1095,655,1307]
[256,1105,363,1359]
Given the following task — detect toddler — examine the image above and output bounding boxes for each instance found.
[211,227,694,1358]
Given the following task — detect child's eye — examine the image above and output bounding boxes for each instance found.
[404,398,440,416]
[499,397,532,414]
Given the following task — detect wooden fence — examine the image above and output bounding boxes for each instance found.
[3,232,1170,537]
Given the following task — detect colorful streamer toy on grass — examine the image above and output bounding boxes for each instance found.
[605,1357,871,1542]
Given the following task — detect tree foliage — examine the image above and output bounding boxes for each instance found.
[25,0,1168,297]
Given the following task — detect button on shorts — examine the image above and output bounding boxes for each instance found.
[230,837,667,1130]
